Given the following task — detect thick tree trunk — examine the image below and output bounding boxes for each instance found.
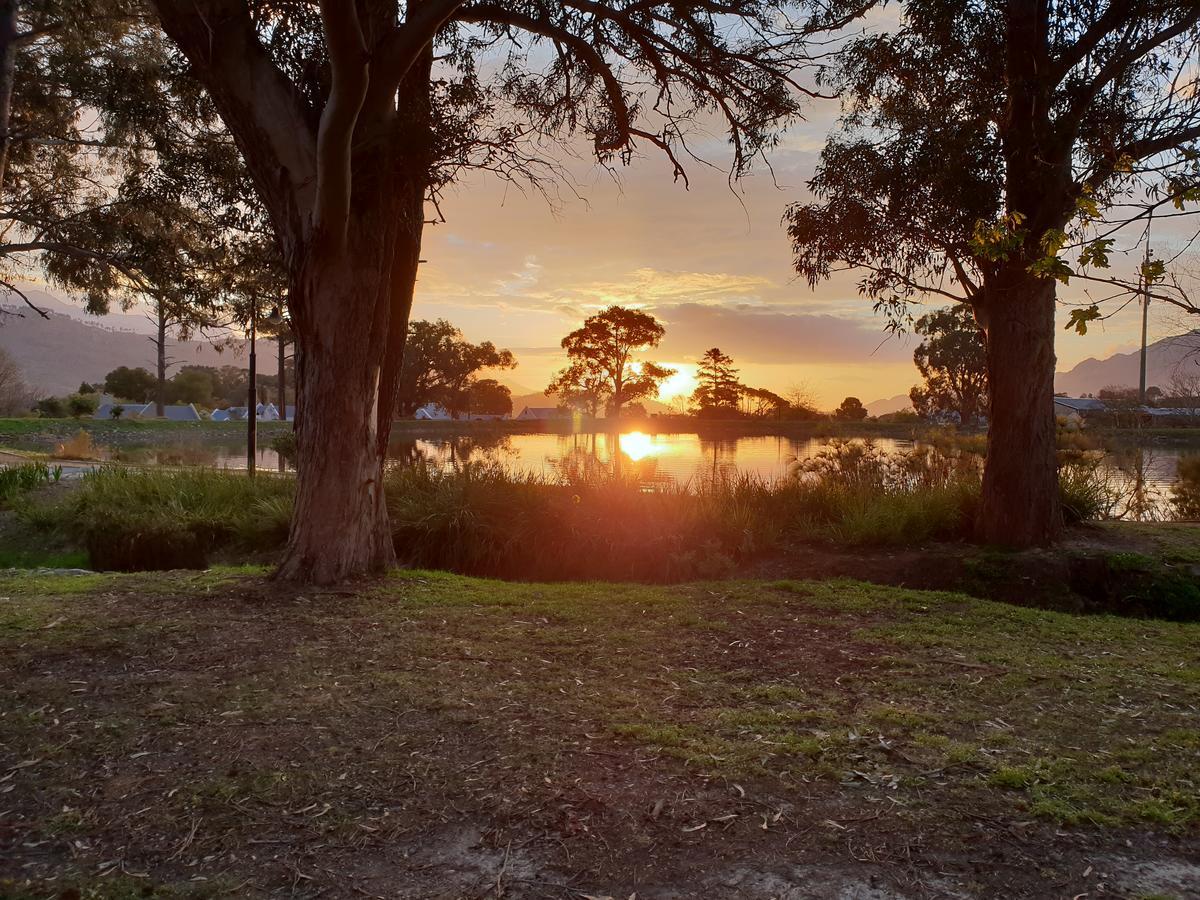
[275,250,396,584]
[0,0,17,202]
[977,268,1061,546]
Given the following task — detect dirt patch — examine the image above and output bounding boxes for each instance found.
[1,572,1197,898]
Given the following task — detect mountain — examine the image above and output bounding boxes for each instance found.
[1055,332,1200,396]
[0,290,267,397]
[866,394,912,416]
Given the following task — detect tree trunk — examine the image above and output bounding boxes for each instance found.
[277,335,286,421]
[275,248,397,584]
[977,267,1061,545]
[155,309,166,417]
[0,0,17,202]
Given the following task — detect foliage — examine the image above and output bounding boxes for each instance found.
[548,306,674,417]
[0,347,34,415]
[66,392,98,419]
[104,366,157,403]
[909,305,988,424]
[35,397,64,418]
[65,468,294,570]
[398,319,516,417]
[1172,454,1200,520]
[834,397,868,421]
[691,348,741,414]
[0,461,61,506]
[51,429,101,460]
[466,378,512,416]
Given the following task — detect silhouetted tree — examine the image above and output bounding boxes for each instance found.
[909,305,988,425]
[398,319,515,418]
[104,366,157,403]
[835,397,868,421]
[691,348,741,415]
[467,378,512,416]
[789,1,1200,546]
[145,0,854,583]
[550,307,673,419]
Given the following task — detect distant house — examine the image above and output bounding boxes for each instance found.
[414,403,452,420]
[516,406,567,421]
[211,403,285,422]
[1053,396,1109,423]
[94,402,201,421]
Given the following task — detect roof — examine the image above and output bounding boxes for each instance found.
[136,403,202,421]
[518,406,566,419]
[1053,397,1109,412]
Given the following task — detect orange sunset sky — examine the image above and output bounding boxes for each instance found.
[413,108,1197,409]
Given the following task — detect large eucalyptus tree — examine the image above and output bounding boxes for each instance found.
[145,0,856,583]
[789,1,1200,545]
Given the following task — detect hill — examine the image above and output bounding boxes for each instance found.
[1055,332,1200,395]
[0,291,269,397]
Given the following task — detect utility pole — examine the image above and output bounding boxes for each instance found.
[247,299,257,476]
[1138,227,1152,407]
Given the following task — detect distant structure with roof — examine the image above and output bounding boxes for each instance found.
[94,402,202,422]
[516,406,567,421]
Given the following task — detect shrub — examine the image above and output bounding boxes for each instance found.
[51,429,103,461]
[0,461,61,506]
[66,468,294,570]
[1172,454,1200,520]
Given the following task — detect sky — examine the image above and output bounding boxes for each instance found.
[413,108,1200,409]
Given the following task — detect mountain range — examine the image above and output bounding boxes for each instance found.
[4,287,1197,405]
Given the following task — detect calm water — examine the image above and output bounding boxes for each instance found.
[180,430,1192,517]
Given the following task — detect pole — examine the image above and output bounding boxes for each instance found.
[1138,234,1151,406]
[278,335,286,421]
[247,303,257,476]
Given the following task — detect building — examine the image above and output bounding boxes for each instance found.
[516,406,567,421]
[94,402,202,421]
[1053,396,1109,423]
[414,403,452,420]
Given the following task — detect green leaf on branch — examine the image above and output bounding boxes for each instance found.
[1141,258,1166,285]
[1078,238,1114,269]
[1028,255,1073,284]
[1065,305,1101,335]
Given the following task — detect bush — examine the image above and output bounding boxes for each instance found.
[0,461,61,506]
[1172,454,1200,520]
[65,468,294,571]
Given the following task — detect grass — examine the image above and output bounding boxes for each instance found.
[0,461,61,505]
[0,569,1196,897]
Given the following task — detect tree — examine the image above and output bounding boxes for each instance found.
[0,346,33,414]
[908,304,988,424]
[550,307,674,419]
[741,386,788,418]
[104,366,156,403]
[548,362,609,417]
[66,392,96,418]
[35,396,63,417]
[144,0,849,583]
[467,378,512,416]
[398,319,515,417]
[77,382,96,395]
[835,397,867,421]
[691,348,741,415]
[167,369,216,406]
[788,1,1200,546]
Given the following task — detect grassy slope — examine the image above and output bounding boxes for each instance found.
[1,570,1197,898]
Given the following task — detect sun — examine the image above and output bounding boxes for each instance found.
[618,431,660,462]
[656,363,697,402]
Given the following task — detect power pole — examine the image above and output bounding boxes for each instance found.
[1138,226,1152,407]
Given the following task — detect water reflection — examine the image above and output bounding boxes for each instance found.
[122,429,1196,521]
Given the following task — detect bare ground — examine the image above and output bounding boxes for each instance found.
[2,570,1198,899]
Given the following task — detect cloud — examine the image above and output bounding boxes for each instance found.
[652,302,912,365]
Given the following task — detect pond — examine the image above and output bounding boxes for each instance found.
[139,429,1193,519]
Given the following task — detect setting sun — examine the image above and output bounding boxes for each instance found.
[618,431,660,462]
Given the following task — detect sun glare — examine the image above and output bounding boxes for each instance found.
[618,431,659,462]
[656,364,697,401]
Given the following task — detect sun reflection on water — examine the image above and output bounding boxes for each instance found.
[618,431,660,462]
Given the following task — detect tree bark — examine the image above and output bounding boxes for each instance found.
[977,266,1061,546]
[0,0,18,202]
[155,306,166,417]
[275,246,397,584]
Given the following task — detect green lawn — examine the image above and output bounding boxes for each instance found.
[1,569,1197,898]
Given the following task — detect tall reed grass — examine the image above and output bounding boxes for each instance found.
[0,461,61,505]
[52,438,1142,577]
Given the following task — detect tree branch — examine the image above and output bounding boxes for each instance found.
[313,0,369,246]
